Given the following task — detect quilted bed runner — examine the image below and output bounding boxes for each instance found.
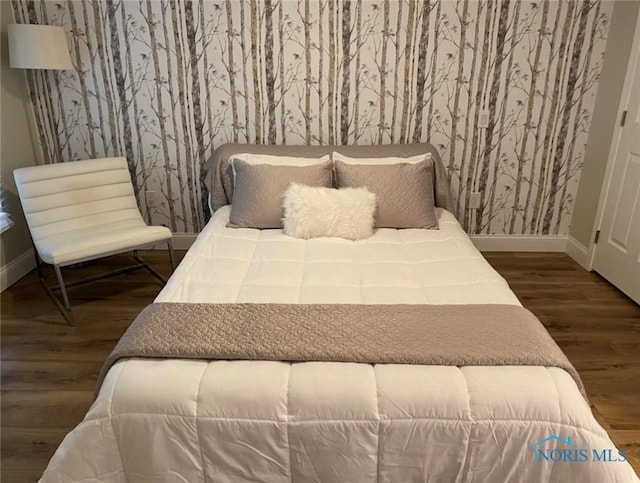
[96,303,585,400]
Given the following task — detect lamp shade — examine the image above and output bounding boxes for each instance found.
[8,24,72,70]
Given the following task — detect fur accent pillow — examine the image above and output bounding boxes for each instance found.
[282,184,376,240]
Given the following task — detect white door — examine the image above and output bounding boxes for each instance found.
[592,17,640,304]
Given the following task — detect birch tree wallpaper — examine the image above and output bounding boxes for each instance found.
[12,0,610,235]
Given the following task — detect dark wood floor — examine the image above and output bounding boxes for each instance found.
[1,251,638,481]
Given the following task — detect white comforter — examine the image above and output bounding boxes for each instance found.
[41,207,638,482]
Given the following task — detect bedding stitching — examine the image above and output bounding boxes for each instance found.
[547,367,565,482]
[107,361,129,483]
[457,421,473,483]
[106,361,124,419]
[373,365,382,482]
[357,240,364,304]
[285,362,293,483]
[194,363,209,483]
[459,368,475,483]
[163,250,199,301]
[548,367,564,483]
[87,414,609,442]
[549,367,564,422]
[399,229,432,304]
[298,236,307,303]
[234,231,260,302]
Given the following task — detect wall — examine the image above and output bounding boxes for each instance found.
[13,0,611,236]
[570,0,640,249]
[1,1,37,290]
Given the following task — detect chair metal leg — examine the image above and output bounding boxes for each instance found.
[53,265,71,310]
[167,239,176,272]
[31,243,173,326]
[132,239,175,283]
[133,253,167,284]
[36,261,75,326]
[33,248,44,279]
[32,244,74,325]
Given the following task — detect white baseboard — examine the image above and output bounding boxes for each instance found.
[470,235,567,252]
[1,248,35,292]
[158,233,569,254]
[566,236,590,268]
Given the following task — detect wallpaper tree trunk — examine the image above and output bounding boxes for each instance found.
[412,0,431,144]
[474,0,510,234]
[542,0,591,234]
[455,0,481,216]
[377,0,390,145]
[16,0,611,235]
[161,0,189,232]
[510,0,549,234]
[448,0,469,179]
[463,0,494,230]
[106,0,137,195]
[144,0,177,232]
[250,0,262,144]
[264,0,277,144]
[340,1,350,145]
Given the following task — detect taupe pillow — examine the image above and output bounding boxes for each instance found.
[334,160,438,229]
[228,160,333,228]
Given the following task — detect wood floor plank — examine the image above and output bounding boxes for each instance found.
[0,470,49,483]
[589,394,640,430]
[1,251,638,479]
[2,391,92,429]
[607,430,640,474]
[1,360,100,391]
[1,427,69,471]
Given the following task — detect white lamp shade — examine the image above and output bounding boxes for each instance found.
[8,24,72,70]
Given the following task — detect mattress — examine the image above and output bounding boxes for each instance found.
[40,207,638,482]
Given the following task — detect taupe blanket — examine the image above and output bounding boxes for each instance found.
[96,303,586,399]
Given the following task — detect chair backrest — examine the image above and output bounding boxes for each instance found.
[13,157,143,244]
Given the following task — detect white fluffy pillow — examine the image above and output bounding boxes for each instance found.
[282,184,376,240]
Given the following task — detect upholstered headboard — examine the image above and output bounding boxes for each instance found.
[205,143,454,215]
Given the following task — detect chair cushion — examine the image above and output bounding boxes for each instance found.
[14,157,173,266]
[36,220,171,266]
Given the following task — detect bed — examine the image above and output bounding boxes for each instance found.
[40,144,638,482]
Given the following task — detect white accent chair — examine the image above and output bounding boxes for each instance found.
[14,157,175,325]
